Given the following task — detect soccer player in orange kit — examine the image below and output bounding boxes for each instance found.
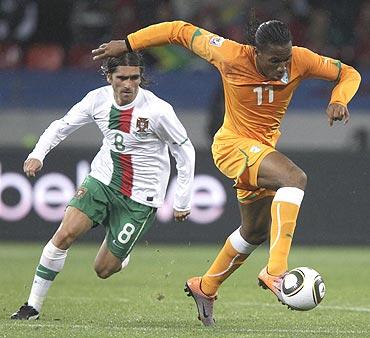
[92,20,361,326]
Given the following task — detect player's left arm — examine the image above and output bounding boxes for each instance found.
[156,106,195,222]
[297,47,361,126]
[326,64,361,126]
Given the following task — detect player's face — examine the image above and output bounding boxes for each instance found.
[107,66,141,105]
[255,42,292,81]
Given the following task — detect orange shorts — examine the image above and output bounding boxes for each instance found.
[212,136,276,204]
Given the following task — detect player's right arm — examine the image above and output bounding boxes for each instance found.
[92,21,237,69]
[25,92,94,176]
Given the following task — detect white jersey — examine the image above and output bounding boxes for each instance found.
[28,86,195,210]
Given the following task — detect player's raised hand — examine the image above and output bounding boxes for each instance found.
[174,209,191,222]
[23,158,43,177]
[326,103,350,127]
[92,40,128,61]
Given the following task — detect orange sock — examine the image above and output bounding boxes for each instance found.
[201,229,257,296]
[267,187,304,276]
[201,239,247,296]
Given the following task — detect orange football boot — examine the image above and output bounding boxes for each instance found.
[184,277,217,326]
[257,266,287,303]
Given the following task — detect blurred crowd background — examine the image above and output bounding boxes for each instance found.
[0,0,369,151]
[1,0,370,71]
[1,0,369,243]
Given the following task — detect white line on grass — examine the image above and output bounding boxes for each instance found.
[230,328,370,335]
[1,323,369,335]
[48,297,370,313]
[321,305,370,313]
[223,301,370,313]
[55,296,370,313]
[48,295,130,303]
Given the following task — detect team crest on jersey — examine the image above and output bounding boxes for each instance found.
[136,117,149,133]
[209,36,225,47]
[74,187,87,199]
[250,145,261,153]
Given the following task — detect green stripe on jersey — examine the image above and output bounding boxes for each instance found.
[109,150,123,192]
[190,28,202,50]
[332,60,342,82]
[109,150,133,197]
[109,106,121,130]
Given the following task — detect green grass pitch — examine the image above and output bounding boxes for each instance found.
[1,243,369,337]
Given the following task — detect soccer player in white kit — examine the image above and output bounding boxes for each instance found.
[11,52,195,320]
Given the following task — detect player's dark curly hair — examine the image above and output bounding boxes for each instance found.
[100,52,148,87]
[246,14,292,50]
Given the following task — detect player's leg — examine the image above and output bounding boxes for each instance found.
[11,206,92,320]
[185,138,275,326]
[11,176,109,320]
[256,151,306,300]
[257,151,306,275]
[52,206,93,249]
[98,192,156,279]
[94,238,130,279]
[185,195,272,326]
[200,195,273,296]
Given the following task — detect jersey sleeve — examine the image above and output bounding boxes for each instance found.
[329,64,361,106]
[127,20,238,69]
[296,47,361,106]
[295,47,342,81]
[155,106,195,211]
[27,92,95,162]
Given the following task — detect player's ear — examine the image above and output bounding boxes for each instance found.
[106,73,112,84]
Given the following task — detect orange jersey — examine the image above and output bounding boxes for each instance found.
[128,21,361,147]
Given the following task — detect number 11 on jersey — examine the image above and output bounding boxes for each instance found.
[253,85,274,105]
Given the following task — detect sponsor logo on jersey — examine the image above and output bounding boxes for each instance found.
[136,117,149,133]
[74,187,87,199]
[209,36,225,47]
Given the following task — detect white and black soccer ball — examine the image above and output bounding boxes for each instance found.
[281,267,325,311]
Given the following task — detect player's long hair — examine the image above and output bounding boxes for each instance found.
[100,52,149,87]
[246,12,292,50]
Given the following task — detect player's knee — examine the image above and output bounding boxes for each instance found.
[295,169,307,189]
[95,266,113,279]
[52,229,77,249]
[94,263,120,279]
[281,167,307,190]
[96,271,110,279]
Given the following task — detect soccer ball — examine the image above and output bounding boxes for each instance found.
[281,267,325,311]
